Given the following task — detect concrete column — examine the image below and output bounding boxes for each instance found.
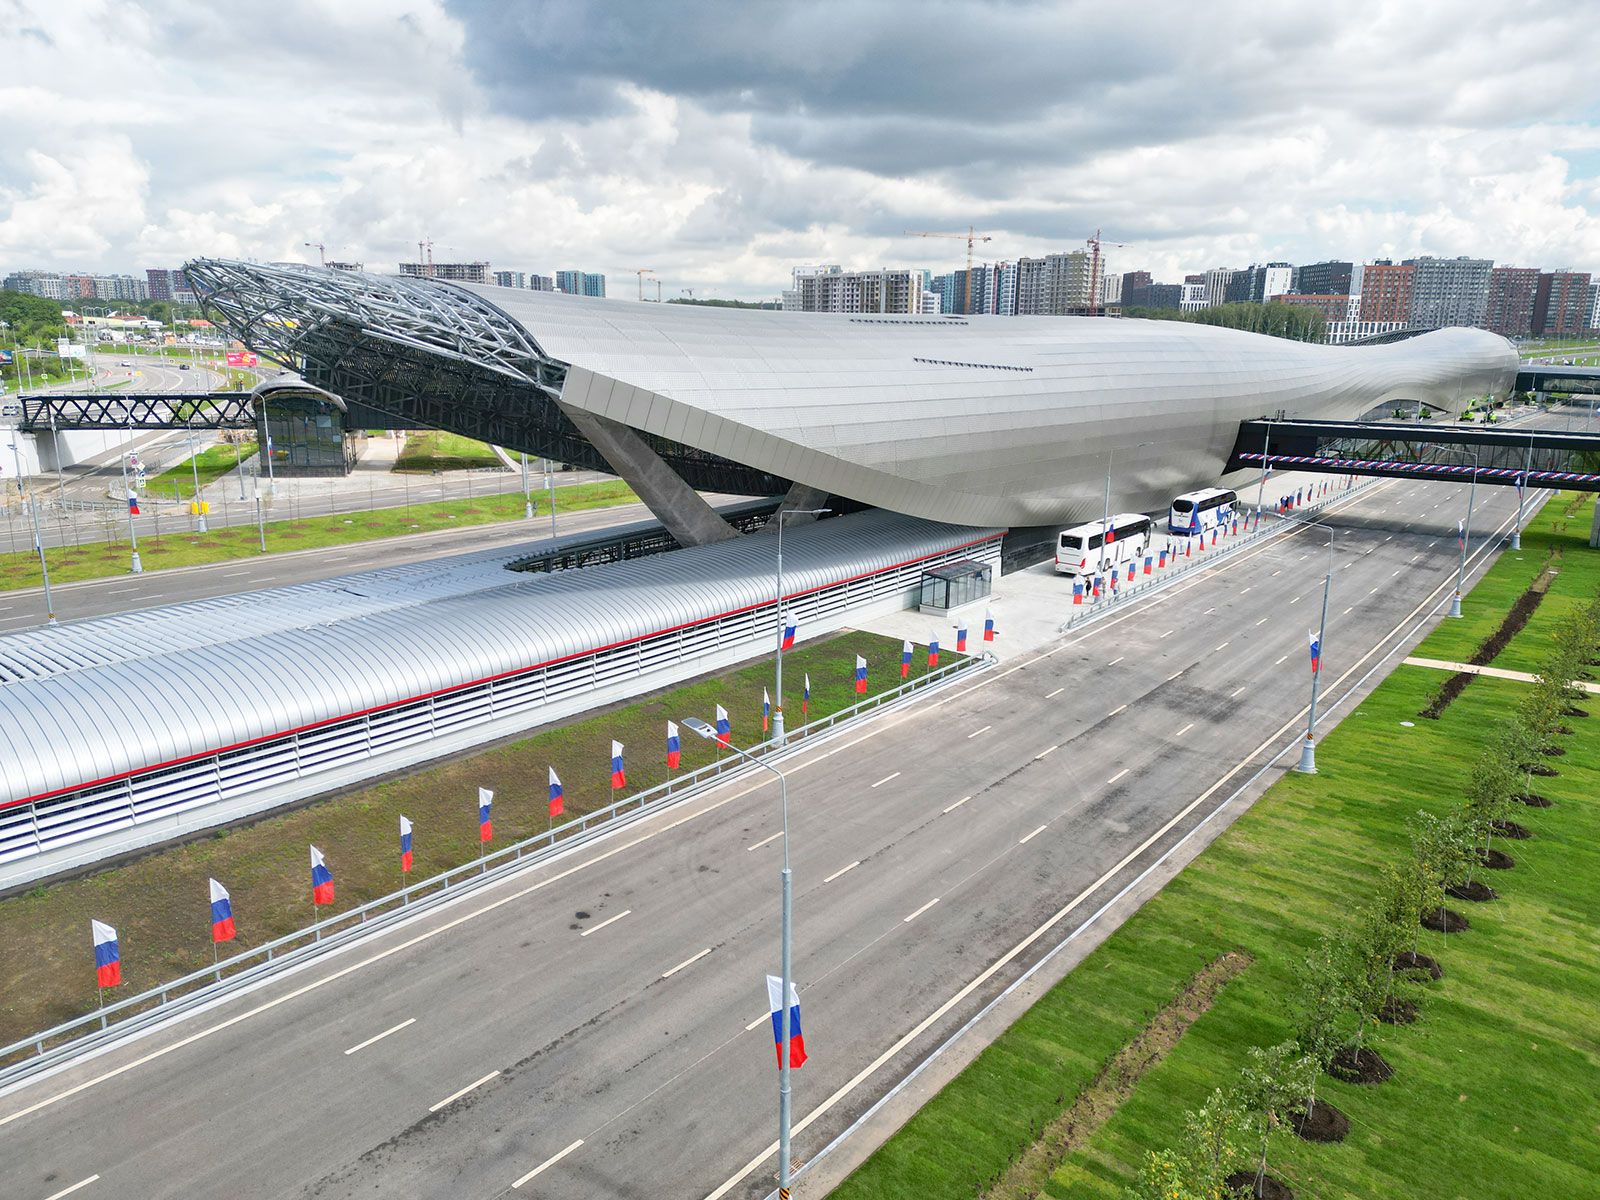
[555,400,739,547]
[762,482,830,531]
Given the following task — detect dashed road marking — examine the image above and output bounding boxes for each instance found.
[967,724,991,738]
[903,898,940,923]
[747,832,782,851]
[1036,744,1060,759]
[344,1017,416,1055]
[1107,767,1130,785]
[429,1070,500,1113]
[823,861,860,884]
[870,772,901,789]
[1018,824,1048,845]
[1176,722,1194,736]
[662,948,713,978]
[580,910,632,938]
[513,1139,585,1189]
[941,796,972,814]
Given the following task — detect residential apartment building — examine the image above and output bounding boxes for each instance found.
[326,261,365,273]
[1120,270,1152,299]
[1325,319,1408,345]
[1013,251,1091,315]
[1275,293,1351,323]
[398,261,492,283]
[1484,266,1540,337]
[1533,270,1593,336]
[5,270,148,302]
[1202,267,1234,308]
[1357,261,1415,323]
[555,270,606,297]
[1179,282,1209,311]
[493,270,527,289]
[782,265,933,314]
[1293,260,1354,296]
[1404,255,1491,328]
[530,275,555,292]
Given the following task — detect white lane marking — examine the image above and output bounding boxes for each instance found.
[220,570,252,578]
[429,1070,499,1113]
[513,1139,585,1189]
[1018,824,1048,845]
[967,724,991,738]
[1159,629,1174,640]
[823,861,860,884]
[903,898,940,923]
[1239,586,1251,594]
[870,771,901,788]
[1166,671,1182,682]
[1290,596,1301,604]
[1202,607,1216,615]
[1391,569,1400,577]
[1255,617,1268,626]
[942,795,972,814]
[1275,654,1289,665]
[662,948,712,978]
[1270,570,1280,577]
[105,587,140,595]
[1035,744,1059,759]
[745,1012,770,1032]
[1175,722,1194,737]
[1343,606,1355,615]
[1045,687,1064,698]
[747,832,782,851]
[1107,703,1127,717]
[1214,641,1230,652]
[1107,656,1124,666]
[1369,586,1379,594]
[1229,685,1246,698]
[1411,553,1423,561]
[42,1177,100,1200]
[1107,767,1130,784]
[579,909,632,938]
[343,1017,415,1055]
[1385,535,1393,541]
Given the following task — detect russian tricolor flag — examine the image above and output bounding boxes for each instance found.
[478,787,494,842]
[983,608,996,642]
[209,878,236,944]
[1457,519,1466,551]
[399,815,414,872]
[127,490,140,517]
[802,673,811,718]
[766,975,807,1069]
[92,919,121,988]
[1072,580,1083,605]
[955,622,967,652]
[1308,630,1321,674]
[310,845,334,906]
[548,767,564,817]
[855,655,868,693]
[763,688,771,733]
[716,705,731,746]
[900,639,913,678]
[781,612,797,651]
[610,740,626,789]
[927,638,939,668]
[666,721,681,770]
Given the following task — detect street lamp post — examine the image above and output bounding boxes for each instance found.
[1255,424,1271,522]
[186,421,208,533]
[1296,526,1334,774]
[682,717,794,1194]
[1510,437,1533,552]
[120,451,143,574]
[8,436,57,623]
[521,452,533,520]
[1449,448,1480,619]
[544,457,557,539]
[771,507,830,746]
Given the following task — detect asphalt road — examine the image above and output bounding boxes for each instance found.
[0,471,1533,1200]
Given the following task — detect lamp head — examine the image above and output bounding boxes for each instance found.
[683,717,716,740]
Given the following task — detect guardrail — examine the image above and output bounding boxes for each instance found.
[1061,480,1381,632]
[0,650,991,1089]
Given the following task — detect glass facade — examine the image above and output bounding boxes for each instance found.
[918,559,993,614]
[258,394,359,476]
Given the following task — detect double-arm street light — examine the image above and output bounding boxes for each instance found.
[1296,523,1334,774]
[771,507,830,746]
[682,716,796,1195]
[1449,446,1481,619]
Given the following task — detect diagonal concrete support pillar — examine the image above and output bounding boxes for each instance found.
[762,482,830,531]
[556,399,739,547]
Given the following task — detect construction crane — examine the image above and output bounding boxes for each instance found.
[303,242,326,267]
[416,238,435,278]
[1086,228,1126,316]
[633,268,655,301]
[905,228,992,314]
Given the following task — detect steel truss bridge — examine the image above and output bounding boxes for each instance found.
[14,392,256,432]
[1514,364,1600,395]
[1227,419,1600,492]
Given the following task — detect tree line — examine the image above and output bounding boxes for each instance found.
[1122,302,1328,343]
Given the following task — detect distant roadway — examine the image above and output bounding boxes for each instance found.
[0,469,1535,1200]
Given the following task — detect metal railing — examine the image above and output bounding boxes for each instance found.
[0,650,990,1088]
[1061,479,1380,631]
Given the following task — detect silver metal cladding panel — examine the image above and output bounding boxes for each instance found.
[461,286,1518,528]
[0,510,998,805]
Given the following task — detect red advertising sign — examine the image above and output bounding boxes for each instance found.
[225,351,259,367]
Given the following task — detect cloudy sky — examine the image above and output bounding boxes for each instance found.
[3,0,1600,299]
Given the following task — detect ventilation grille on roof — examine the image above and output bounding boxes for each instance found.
[912,357,1033,373]
[848,317,968,326]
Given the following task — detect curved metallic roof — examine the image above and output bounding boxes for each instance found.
[188,260,1518,528]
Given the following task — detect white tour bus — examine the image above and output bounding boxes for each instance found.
[1168,487,1237,535]
[1054,512,1155,576]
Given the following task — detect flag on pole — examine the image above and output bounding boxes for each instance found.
[548,767,564,817]
[900,639,913,678]
[610,740,626,789]
[92,920,121,988]
[478,787,494,842]
[781,612,797,651]
[666,721,681,770]
[983,608,997,642]
[1072,580,1083,605]
[1308,630,1321,674]
[1457,519,1466,551]
[310,846,334,906]
[127,490,140,516]
[802,673,811,719]
[715,704,731,746]
[762,688,771,733]
[399,816,414,872]
[766,974,808,1069]
[927,638,940,668]
[955,622,967,652]
[209,878,236,944]
[854,655,868,694]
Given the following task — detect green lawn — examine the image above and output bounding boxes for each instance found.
[0,479,641,592]
[0,629,929,1047]
[146,440,258,496]
[833,494,1600,1200]
[393,429,504,472]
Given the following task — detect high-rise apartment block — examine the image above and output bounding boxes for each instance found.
[530,275,555,292]
[1404,256,1492,328]
[1484,267,1540,337]
[6,270,149,302]
[398,261,492,283]
[493,270,527,289]
[1293,261,1354,296]
[1013,251,1092,315]
[1533,270,1593,336]
[782,265,934,314]
[555,270,606,297]
[1357,261,1414,323]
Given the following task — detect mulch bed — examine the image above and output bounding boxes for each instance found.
[1555,725,1576,736]
[1393,950,1442,980]
[1446,880,1498,901]
[1491,820,1532,840]
[1291,1100,1350,1144]
[1479,848,1515,870]
[1329,1046,1393,1084]
[1525,763,1559,777]
[1541,745,1567,757]
[1514,792,1552,808]
[1420,569,1553,719]
[1225,1171,1295,1199]
[1423,906,1470,932]
[1378,996,1419,1025]
[1562,706,1589,718]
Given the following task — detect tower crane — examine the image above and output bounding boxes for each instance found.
[904,228,992,315]
[633,268,655,301]
[1086,228,1126,316]
[303,242,326,267]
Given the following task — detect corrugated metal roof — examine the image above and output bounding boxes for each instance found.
[0,510,998,806]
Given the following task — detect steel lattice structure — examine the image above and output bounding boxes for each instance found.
[20,393,256,432]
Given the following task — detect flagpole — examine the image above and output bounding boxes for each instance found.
[212,939,221,982]
[1297,527,1333,774]
[1449,447,1479,618]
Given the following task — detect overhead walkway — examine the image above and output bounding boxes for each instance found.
[0,509,1001,888]
[1226,418,1600,491]
[1515,364,1600,395]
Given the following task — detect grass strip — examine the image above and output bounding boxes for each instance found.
[146,440,259,494]
[393,429,503,472]
[0,479,640,591]
[833,493,1600,1200]
[0,629,943,1046]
